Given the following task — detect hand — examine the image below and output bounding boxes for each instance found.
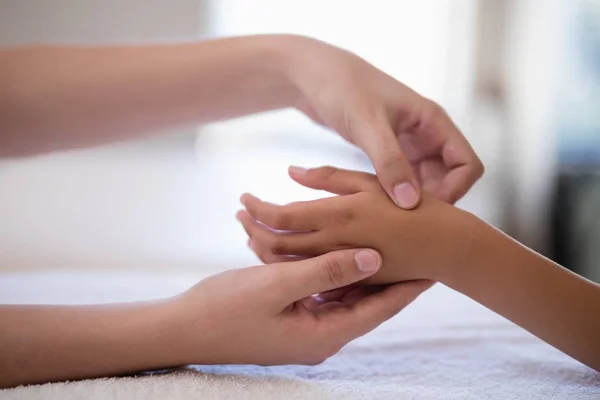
[166,248,431,365]
[237,166,478,284]
[286,36,483,207]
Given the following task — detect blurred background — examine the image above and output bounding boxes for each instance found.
[0,0,598,282]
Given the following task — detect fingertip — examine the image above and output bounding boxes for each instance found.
[235,210,246,221]
[241,192,261,207]
[354,249,382,274]
[237,209,255,222]
[289,165,308,179]
[391,181,420,209]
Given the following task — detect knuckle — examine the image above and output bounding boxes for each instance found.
[342,107,359,137]
[377,152,408,173]
[417,100,446,133]
[428,100,447,119]
[257,248,276,264]
[319,256,346,287]
[304,358,327,366]
[271,209,290,230]
[309,166,337,182]
[269,236,290,255]
[474,159,485,179]
[335,207,355,228]
[320,343,343,359]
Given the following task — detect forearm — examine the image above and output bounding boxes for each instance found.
[438,217,600,371]
[0,35,298,156]
[0,301,182,388]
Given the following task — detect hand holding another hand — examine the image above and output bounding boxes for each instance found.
[287,36,483,207]
[237,166,478,284]
[165,248,431,366]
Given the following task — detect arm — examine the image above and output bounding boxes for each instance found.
[238,166,600,371]
[0,250,430,388]
[0,35,296,155]
[443,220,600,372]
[0,302,178,387]
[0,35,482,208]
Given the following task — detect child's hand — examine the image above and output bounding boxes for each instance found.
[237,166,477,284]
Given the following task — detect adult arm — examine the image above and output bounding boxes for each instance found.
[0,36,295,155]
[0,249,431,388]
[0,34,482,207]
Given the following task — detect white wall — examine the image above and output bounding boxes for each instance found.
[0,0,203,45]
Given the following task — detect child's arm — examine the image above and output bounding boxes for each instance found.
[237,166,600,371]
[445,215,600,372]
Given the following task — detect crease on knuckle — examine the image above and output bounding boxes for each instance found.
[320,257,346,287]
[271,209,290,230]
[269,236,290,255]
[309,166,337,182]
[335,207,355,228]
[377,151,407,173]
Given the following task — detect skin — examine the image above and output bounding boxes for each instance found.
[0,249,433,388]
[0,34,482,208]
[0,34,480,387]
[238,166,600,372]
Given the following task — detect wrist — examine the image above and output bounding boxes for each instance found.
[427,208,482,283]
[238,34,306,109]
[265,34,330,108]
[108,300,187,370]
[158,293,218,366]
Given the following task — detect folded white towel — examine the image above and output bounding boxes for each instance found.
[1,271,598,400]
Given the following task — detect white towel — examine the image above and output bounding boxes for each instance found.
[0,271,598,400]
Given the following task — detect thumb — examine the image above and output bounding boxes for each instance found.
[276,249,382,305]
[356,123,421,209]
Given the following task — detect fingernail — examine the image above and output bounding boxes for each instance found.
[354,250,381,273]
[393,183,419,208]
[289,166,307,177]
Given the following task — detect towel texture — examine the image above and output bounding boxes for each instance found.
[0,271,598,400]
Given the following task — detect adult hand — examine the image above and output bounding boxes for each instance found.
[0,35,482,204]
[168,249,431,366]
[286,36,484,207]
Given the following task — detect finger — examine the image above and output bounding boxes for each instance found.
[416,102,483,204]
[236,210,327,256]
[436,142,484,204]
[311,286,376,309]
[248,238,306,264]
[302,287,358,309]
[288,165,379,195]
[274,249,382,304]
[353,120,421,209]
[240,193,322,231]
[325,279,434,339]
